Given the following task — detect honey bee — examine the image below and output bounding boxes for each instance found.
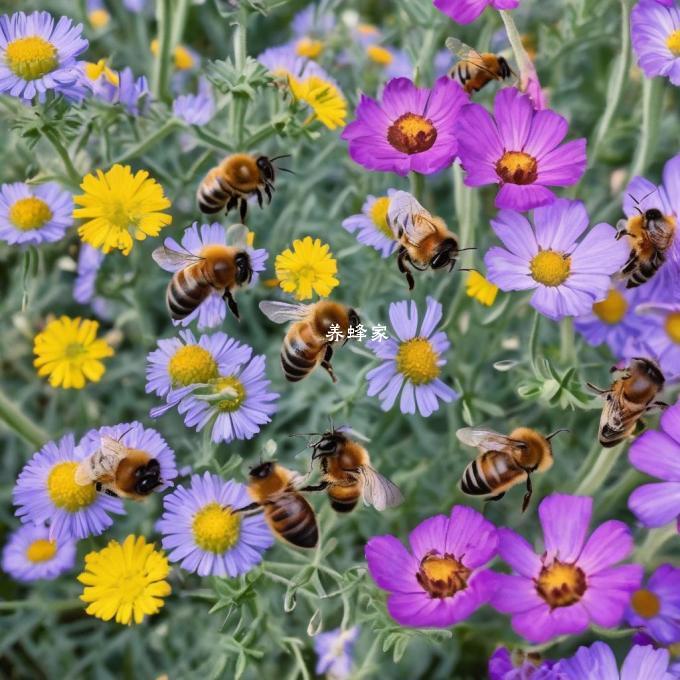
[457,426,567,511]
[259,300,360,383]
[446,37,515,93]
[75,434,162,500]
[236,461,319,549]
[152,224,252,320]
[300,428,403,512]
[588,357,667,447]
[388,191,469,291]
[197,153,291,221]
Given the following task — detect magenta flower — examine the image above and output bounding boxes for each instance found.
[456,88,586,211]
[365,505,498,628]
[433,0,520,24]
[628,401,680,527]
[341,77,469,176]
[491,494,643,643]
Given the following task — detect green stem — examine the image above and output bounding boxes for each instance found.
[528,309,541,374]
[193,127,234,152]
[230,6,249,147]
[43,130,80,186]
[0,390,49,448]
[151,0,173,102]
[499,10,532,79]
[243,120,283,150]
[574,443,625,496]
[633,523,678,566]
[114,119,180,164]
[630,77,664,179]
[559,317,575,365]
[413,27,438,86]
[169,0,190,49]
[409,172,425,202]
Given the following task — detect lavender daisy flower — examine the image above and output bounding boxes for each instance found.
[257,44,328,81]
[2,523,76,582]
[434,0,520,24]
[73,244,111,319]
[488,647,555,680]
[93,66,150,115]
[177,354,279,443]
[632,0,680,87]
[145,329,252,417]
[456,88,586,210]
[630,303,680,377]
[485,199,629,321]
[628,402,680,527]
[156,222,268,330]
[341,189,398,258]
[0,182,73,246]
[626,564,680,644]
[291,5,335,39]
[173,77,215,125]
[366,296,458,417]
[0,11,89,102]
[490,494,643,644]
[341,77,469,176]
[314,627,359,679]
[12,434,125,541]
[157,472,273,577]
[365,505,498,628]
[123,0,147,11]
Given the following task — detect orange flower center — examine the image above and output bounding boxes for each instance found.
[535,560,586,608]
[416,552,471,599]
[631,589,661,619]
[593,288,627,324]
[496,151,538,185]
[387,113,437,155]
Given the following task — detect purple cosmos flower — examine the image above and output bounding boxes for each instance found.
[341,76,469,176]
[0,11,89,102]
[488,647,555,680]
[156,222,268,330]
[313,627,359,679]
[365,505,498,628]
[491,494,642,644]
[146,329,253,417]
[434,0,520,24]
[626,564,680,644]
[485,199,629,321]
[628,402,680,527]
[173,77,215,125]
[456,88,586,211]
[366,296,458,417]
[631,1,680,87]
[2,523,76,582]
[341,189,398,258]
[157,472,273,577]
[13,434,125,541]
[0,182,73,246]
[257,44,328,81]
[177,354,279,443]
[555,642,674,680]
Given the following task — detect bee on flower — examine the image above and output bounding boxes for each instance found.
[341,190,399,258]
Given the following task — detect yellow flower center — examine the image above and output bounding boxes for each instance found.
[665,312,680,344]
[530,250,571,287]
[64,342,87,359]
[416,552,471,598]
[167,345,218,387]
[370,196,394,239]
[192,502,241,553]
[387,113,438,155]
[174,44,194,70]
[536,561,587,608]
[396,337,440,385]
[496,151,539,185]
[6,36,58,80]
[26,539,57,563]
[47,461,97,512]
[211,376,246,412]
[295,37,324,59]
[669,642,680,656]
[366,45,393,66]
[89,9,110,29]
[593,288,627,324]
[631,589,661,619]
[668,30,680,56]
[9,197,52,231]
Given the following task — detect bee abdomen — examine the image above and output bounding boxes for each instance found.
[197,171,232,214]
[167,268,211,320]
[281,335,317,382]
[460,459,491,496]
[328,489,359,513]
[268,495,318,548]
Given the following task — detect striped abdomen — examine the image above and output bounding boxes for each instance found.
[197,168,240,214]
[265,493,318,549]
[460,451,523,497]
[281,323,324,382]
[622,248,665,288]
[327,482,360,514]
[167,264,212,320]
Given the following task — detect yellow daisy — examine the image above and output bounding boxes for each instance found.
[289,76,347,130]
[88,9,110,30]
[33,316,114,390]
[466,271,499,307]
[73,164,172,255]
[78,535,171,626]
[275,236,339,300]
[84,58,119,86]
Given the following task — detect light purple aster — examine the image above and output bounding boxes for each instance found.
[485,199,629,321]
[628,302,680,378]
[157,472,273,577]
[491,494,643,644]
[12,433,125,541]
[434,0,520,24]
[366,296,458,417]
[156,222,268,330]
[73,243,111,319]
[173,77,215,125]
[291,5,335,39]
[313,627,359,679]
[365,505,498,627]
[0,182,73,246]
[341,76,469,176]
[631,0,680,87]
[628,401,680,527]
[456,87,586,211]
[341,189,398,258]
[257,44,328,81]
[123,0,147,11]
[92,66,150,115]
[2,523,76,582]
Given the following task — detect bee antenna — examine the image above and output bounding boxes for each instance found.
[270,154,291,162]
[276,167,296,175]
[546,428,569,441]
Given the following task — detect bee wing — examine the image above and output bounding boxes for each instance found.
[456,427,525,454]
[259,300,312,324]
[74,460,96,486]
[226,224,249,249]
[100,435,128,460]
[388,190,437,246]
[152,245,202,270]
[359,465,404,511]
[445,37,481,62]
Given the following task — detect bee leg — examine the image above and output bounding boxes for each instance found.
[226,195,238,214]
[264,184,273,204]
[586,382,608,395]
[397,247,415,291]
[95,482,102,492]
[615,229,630,241]
[233,502,260,514]
[486,492,505,502]
[650,400,670,410]
[299,482,329,492]
[321,345,338,383]
[223,289,240,320]
[256,188,263,209]
[104,489,119,498]
[521,472,533,513]
[239,198,248,222]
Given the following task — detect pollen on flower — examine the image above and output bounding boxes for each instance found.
[416,552,470,598]
[370,196,394,239]
[6,36,58,80]
[366,45,393,66]
[211,376,246,412]
[26,538,57,563]
[667,29,680,56]
[396,337,440,385]
[631,589,661,618]
[593,289,627,324]
[387,113,437,155]
[530,250,571,287]
[47,461,97,512]
[9,197,53,231]
[167,345,218,386]
[192,502,241,553]
[295,37,324,59]
[496,151,538,185]
[536,561,586,608]
[665,312,680,344]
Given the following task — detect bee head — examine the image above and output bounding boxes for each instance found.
[348,308,361,331]
[312,431,344,460]
[134,458,161,495]
[631,357,665,386]
[249,461,275,479]
[497,56,512,78]
[256,156,275,181]
[234,251,253,285]
[644,208,663,223]
[431,238,459,270]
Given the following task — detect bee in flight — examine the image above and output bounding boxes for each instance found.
[259,300,360,383]
[75,434,163,500]
[588,357,667,447]
[299,428,403,513]
[387,191,471,290]
[197,153,291,221]
[457,426,567,512]
[152,224,252,320]
[235,461,319,549]
[446,37,515,94]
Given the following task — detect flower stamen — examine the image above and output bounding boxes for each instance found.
[530,250,571,287]
[416,551,471,598]
[387,113,438,155]
[496,151,538,185]
[167,346,218,386]
[593,288,627,324]
[9,197,53,231]
[535,560,586,608]
[6,36,58,80]
[192,502,241,553]
[47,461,97,512]
[396,337,440,385]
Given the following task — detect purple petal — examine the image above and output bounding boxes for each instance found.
[629,430,680,482]
[489,209,538,260]
[629,482,680,527]
[365,535,420,593]
[495,183,556,211]
[409,514,449,560]
[577,520,634,574]
[539,494,592,563]
[497,527,541,578]
[445,505,498,567]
